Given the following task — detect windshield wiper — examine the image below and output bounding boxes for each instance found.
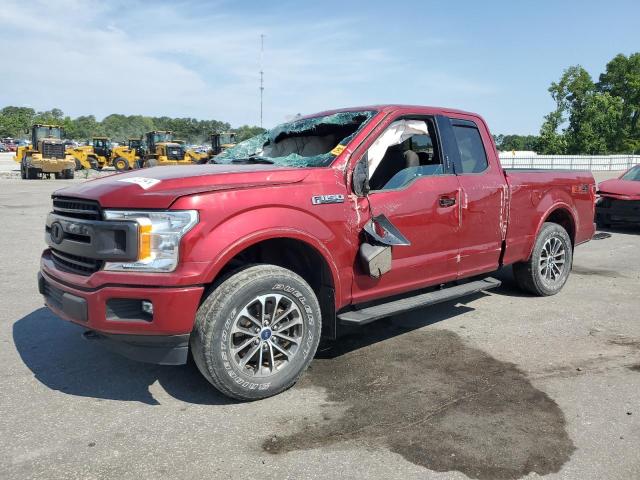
[230,156,274,164]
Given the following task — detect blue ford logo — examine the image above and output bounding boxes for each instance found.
[260,329,272,341]
[50,222,64,244]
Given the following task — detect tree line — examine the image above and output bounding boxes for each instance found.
[0,107,264,144]
[496,52,639,154]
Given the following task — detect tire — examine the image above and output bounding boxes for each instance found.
[114,157,129,171]
[145,158,158,168]
[513,222,573,296]
[54,172,63,179]
[191,265,322,401]
[25,165,39,179]
[74,159,83,170]
[20,162,26,179]
[65,168,74,179]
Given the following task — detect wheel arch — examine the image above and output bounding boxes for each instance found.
[204,232,340,339]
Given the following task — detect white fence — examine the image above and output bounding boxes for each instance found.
[499,155,640,171]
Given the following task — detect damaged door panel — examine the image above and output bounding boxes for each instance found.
[351,114,461,303]
[359,214,411,278]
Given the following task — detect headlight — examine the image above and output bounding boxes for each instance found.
[103,210,198,272]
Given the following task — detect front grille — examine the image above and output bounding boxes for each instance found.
[610,198,640,212]
[52,196,101,220]
[43,280,64,310]
[51,249,103,276]
[167,147,184,160]
[42,142,65,159]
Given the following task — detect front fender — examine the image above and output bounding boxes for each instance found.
[188,206,345,307]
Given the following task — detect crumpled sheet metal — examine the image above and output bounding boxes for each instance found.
[215,111,375,167]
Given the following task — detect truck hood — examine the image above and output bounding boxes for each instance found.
[598,178,640,200]
[54,164,310,209]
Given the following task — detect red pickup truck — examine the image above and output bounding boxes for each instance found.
[39,105,596,400]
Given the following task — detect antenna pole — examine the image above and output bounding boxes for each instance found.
[260,34,265,128]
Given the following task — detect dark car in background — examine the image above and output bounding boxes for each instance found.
[596,165,640,227]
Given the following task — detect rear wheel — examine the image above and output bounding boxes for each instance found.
[113,157,129,171]
[513,222,573,296]
[145,158,158,168]
[74,159,83,170]
[191,265,322,400]
[64,168,75,179]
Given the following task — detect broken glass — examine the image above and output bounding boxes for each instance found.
[214,110,376,168]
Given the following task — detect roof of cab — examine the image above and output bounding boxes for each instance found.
[297,104,478,121]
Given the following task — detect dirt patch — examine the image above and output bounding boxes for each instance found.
[571,265,622,278]
[263,327,574,480]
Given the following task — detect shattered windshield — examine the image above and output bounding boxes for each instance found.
[213,110,376,167]
[621,165,640,181]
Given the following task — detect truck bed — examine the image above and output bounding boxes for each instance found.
[502,169,596,266]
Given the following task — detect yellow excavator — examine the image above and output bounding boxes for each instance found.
[140,131,197,167]
[15,124,76,179]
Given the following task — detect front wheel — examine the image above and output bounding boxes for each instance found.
[513,222,573,296]
[113,157,129,171]
[191,265,322,401]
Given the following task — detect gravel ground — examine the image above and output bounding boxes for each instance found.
[0,152,638,479]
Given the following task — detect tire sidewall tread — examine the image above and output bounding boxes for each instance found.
[191,264,321,401]
[513,222,573,296]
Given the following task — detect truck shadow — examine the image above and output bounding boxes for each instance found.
[12,308,233,406]
[13,296,484,406]
[596,225,640,235]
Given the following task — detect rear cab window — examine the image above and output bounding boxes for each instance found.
[450,119,488,174]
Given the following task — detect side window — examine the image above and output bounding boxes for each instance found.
[451,125,488,174]
[367,118,444,191]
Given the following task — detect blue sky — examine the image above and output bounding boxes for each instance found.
[0,0,638,134]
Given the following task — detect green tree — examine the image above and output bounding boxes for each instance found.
[0,106,36,137]
[494,134,539,151]
[598,53,640,152]
[233,125,266,142]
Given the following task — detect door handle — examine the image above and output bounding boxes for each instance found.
[439,196,456,208]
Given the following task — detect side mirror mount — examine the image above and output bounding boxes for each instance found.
[352,153,370,196]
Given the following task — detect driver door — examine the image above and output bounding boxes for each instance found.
[351,115,461,303]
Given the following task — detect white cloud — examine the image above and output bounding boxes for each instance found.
[0,0,495,127]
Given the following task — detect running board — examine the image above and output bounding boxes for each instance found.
[337,277,501,326]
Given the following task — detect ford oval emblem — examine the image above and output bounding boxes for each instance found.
[50,222,64,244]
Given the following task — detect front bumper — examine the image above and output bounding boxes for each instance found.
[596,197,640,225]
[38,269,204,365]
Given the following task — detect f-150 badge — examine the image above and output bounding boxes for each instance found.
[312,194,345,205]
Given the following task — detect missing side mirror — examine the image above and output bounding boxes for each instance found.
[352,153,370,196]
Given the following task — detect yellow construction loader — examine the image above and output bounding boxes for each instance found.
[175,139,209,164]
[140,131,197,167]
[15,125,76,179]
[67,137,139,171]
[211,132,237,155]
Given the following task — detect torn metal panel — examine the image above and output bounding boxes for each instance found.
[363,214,411,246]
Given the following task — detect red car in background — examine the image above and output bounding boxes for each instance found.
[596,165,640,227]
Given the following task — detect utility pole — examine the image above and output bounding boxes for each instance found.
[259,34,265,128]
